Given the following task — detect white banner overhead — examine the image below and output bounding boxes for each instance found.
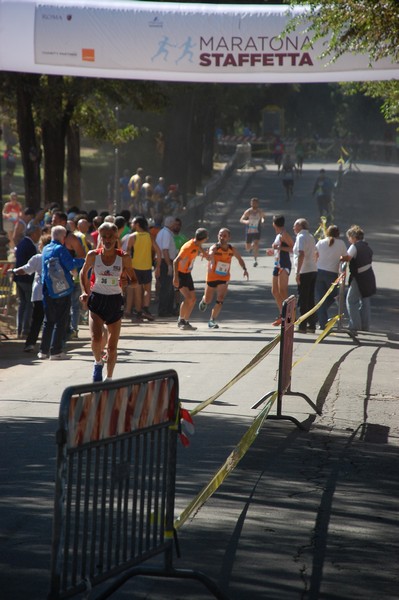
[0,0,398,83]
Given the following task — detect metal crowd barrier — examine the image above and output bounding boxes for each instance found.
[252,295,321,428]
[48,369,229,600]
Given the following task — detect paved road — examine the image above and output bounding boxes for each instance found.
[0,161,398,599]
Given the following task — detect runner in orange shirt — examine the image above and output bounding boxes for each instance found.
[198,228,248,329]
[173,227,209,331]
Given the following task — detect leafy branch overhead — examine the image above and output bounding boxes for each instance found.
[287,0,399,62]
[287,0,399,123]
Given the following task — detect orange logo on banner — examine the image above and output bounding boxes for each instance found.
[82,48,95,62]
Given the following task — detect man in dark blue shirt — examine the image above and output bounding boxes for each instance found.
[13,221,41,338]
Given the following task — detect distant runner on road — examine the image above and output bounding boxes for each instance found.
[239,197,266,267]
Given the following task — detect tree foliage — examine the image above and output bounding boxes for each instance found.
[289,0,399,62]
[288,0,399,123]
[0,72,167,208]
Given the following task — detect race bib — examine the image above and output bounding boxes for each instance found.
[215,261,230,276]
[100,276,119,286]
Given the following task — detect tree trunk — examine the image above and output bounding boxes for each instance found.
[163,86,216,201]
[186,95,203,195]
[202,100,216,177]
[66,123,82,209]
[187,86,216,194]
[42,123,66,209]
[162,88,194,205]
[15,76,42,210]
[41,76,74,210]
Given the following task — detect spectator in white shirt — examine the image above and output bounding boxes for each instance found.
[315,225,347,330]
[293,218,317,333]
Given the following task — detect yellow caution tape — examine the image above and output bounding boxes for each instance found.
[190,335,280,417]
[313,215,327,240]
[175,392,277,530]
[292,314,341,368]
[315,142,336,156]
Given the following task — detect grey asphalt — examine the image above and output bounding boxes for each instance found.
[0,159,398,599]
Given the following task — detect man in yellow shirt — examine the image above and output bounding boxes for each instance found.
[125,216,161,322]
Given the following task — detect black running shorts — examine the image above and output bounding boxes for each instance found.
[87,292,124,325]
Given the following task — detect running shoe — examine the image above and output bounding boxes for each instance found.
[142,307,155,321]
[177,318,185,328]
[296,326,307,334]
[272,317,282,327]
[208,319,219,329]
[37,352,48,359]
[24,345,35,352]
[253,260,258,267]
[92,362,103,382]
[50,353,70,360]
[181,321,197,331]
[131,311,144,323]
[198,299,208,312]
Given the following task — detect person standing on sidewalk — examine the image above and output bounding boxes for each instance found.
[315,225,347,330]
[341,224,376,333]
[13,221,42,339]
[155,216,178,317]
[79,222,136,382]
[293,218,317,333]
[198,228,248,329]
[51,211,86,340]
[125,215,161,322]
[239,197,266,267]
[12,207,36,248]
[128,167,144,214]
[12,232,51,353]
[2,191,22,248]
[173,227,209,331]
[39,226,84,360]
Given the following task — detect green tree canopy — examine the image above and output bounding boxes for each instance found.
[289,0,399,63]
[289,0,399,123]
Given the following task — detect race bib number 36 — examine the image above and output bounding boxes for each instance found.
[100,276,119,286]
